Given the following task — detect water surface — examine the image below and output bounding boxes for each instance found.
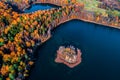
[29,20,120,80]
[24,3,60,13]
[25,4,120,80]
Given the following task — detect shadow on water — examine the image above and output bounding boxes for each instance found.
[28,20,120,80]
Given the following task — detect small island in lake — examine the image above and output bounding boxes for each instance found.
[55,46,82,68]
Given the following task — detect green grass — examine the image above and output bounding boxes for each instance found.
[77,0,120,17]
[77,0,105,12]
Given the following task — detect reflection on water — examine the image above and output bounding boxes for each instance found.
[29,20,120,80]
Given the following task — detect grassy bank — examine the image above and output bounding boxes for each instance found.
[77,0,120,17]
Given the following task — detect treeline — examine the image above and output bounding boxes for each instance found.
[80,8,120,27]
[3,0,77,11]
[49,2,120,28]
[36,0,77,6]
[0,2,84,80]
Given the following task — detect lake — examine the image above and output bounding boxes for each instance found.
[25,4,120,80]
[24,3,60,13]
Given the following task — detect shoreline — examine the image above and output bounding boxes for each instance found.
[23,4,120,30]
[3,0,119,29]
[5,0,120,29]
[51,13,120,31]
[0,0,120,79]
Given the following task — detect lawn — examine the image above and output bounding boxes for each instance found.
[77,0,120,17]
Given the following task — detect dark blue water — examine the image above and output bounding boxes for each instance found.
[24,3,59,13]
[25,4,120,80]
[28,20,120,80]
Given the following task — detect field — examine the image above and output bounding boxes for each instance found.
[77,0,120,17]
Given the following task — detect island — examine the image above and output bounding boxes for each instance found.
[55,46,82,68]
